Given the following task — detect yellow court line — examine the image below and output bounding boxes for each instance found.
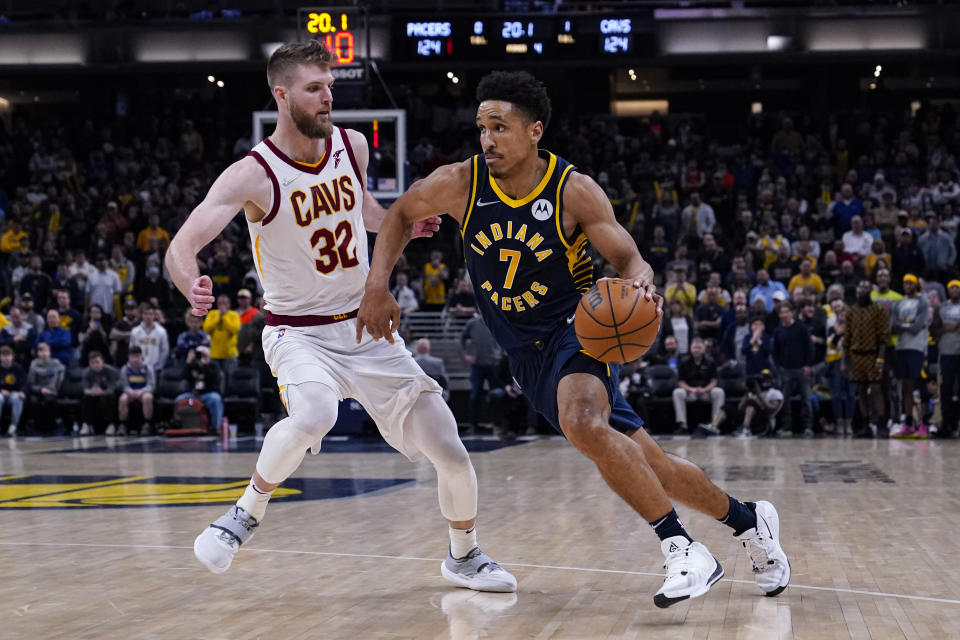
[0,476,151,503]
[0,474,30,482]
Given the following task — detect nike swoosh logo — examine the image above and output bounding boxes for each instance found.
[566,314,576,324]
[282,175,300,186]
[475,200,498,207]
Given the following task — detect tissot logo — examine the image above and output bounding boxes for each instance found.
[531,198,553,221]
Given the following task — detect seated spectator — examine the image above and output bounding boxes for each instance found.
[829,183,864,233]
[81,350,118,436]
[0,345,27,437]
[79,304,112,366]
[391,272,420,314]
[236,288,259,324]
[697,272,731,308]
[863,239,891,278]
[680,191,716,239]
[647,334,681,368]
[36,309,72,367]
[136,213,170,252]
[175,311,211,364]
[768,244,795,285]
[203,295,240,377]
[130,305,169,373]
[672,337,726,436]
[891,227,925,284]
[20,254,53,310]
[26,342,65,435]
[117,345,155,436]
[54,288,82,346]
[645,225,672,281]
[175,346,223,432]
[787,258,825,295]
[138,263,172,310]
[734,369,784,438]
[0,307,37,367]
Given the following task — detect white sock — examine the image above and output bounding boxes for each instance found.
[237,479,273,522]
[449,525,478,559]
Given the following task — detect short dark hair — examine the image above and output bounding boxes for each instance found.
[0,345,12,356]
[88,351,103,363]
[476,70,552,130]
[128,346,143,356]
[267,40,335,90]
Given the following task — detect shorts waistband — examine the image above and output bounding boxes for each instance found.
[265,309,358,327]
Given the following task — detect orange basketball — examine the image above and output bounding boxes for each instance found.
[574,279,661,364]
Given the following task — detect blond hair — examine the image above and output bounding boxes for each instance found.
[267,40,334,89]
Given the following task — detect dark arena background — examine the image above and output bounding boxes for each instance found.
[2,1,960,638]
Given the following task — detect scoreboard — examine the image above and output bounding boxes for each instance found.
[396,13,651,61]
[298,8,363,64]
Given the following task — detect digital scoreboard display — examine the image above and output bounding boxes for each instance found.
[396,13,649,61]
[298,8,363,63]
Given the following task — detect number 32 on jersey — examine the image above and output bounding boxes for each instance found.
[310,220,359,274]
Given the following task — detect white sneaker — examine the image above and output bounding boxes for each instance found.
[194,505,259,574]
[80,423,93,436]
[441,547,517,593]
[654,536,724,608]
[105,424,116,436]
[736,500,790,596]
[7,424,16,437]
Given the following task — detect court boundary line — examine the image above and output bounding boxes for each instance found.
[1,540,957,606]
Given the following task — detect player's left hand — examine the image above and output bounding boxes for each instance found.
[356,287,402,344]
[630,279,663,315]
[411,216,442,239]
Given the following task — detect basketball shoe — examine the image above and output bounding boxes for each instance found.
[441,547,517,593]
[193,505,259,574]
[653,536,724,608]
[735,500,790,596]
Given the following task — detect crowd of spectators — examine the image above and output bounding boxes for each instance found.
[2,91,959,440]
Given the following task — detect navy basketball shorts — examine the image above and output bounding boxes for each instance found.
[507,323,645,435]
[893,349,924,379]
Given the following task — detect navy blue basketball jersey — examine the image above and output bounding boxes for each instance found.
[460,150,594,352]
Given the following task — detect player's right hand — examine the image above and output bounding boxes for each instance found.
[189,275,215,316]
[356,288,401,344]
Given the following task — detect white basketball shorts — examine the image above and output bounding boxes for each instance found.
[262,318,442,460]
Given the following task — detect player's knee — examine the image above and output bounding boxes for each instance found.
[560,414,610,457]
[285,383,338,442]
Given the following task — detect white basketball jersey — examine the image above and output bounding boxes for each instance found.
[246,128,368,316]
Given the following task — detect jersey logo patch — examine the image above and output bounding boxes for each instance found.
[282,174,299,186]
[476,199,498,207]
[333,148,345,169]
[531,198,554,221]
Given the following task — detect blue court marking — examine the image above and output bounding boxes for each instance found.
[42,435,534,455]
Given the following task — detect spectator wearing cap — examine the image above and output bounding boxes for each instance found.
[917,214,956,283]
[175,310,211,364]
[829,183,864,234]
[18,293,43,335]
[665,267,697,317]
[773,301,815,437]
[203,294,241,377]
[129,306,169,373]
[891,227,925,285]
[176,345,224,432]
[889,274,930,438]
[85,253,122,318]
[868,171,896,204]
[236,289,258,324]
[749,269,788,313]
[110,298,139,365]
[933,280,960,437]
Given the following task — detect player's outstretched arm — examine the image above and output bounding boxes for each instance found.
[356,160,471,343]
[565,173,662,313]
[166,157,270,316]
[345,129,443,238]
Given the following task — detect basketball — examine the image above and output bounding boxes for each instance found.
[574,279,661,364]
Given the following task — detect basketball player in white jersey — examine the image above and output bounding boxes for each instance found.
[165,41,516,592]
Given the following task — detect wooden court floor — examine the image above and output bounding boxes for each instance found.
[2,434,959,640]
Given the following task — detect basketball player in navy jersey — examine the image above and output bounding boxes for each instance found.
[358,71,789,608]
